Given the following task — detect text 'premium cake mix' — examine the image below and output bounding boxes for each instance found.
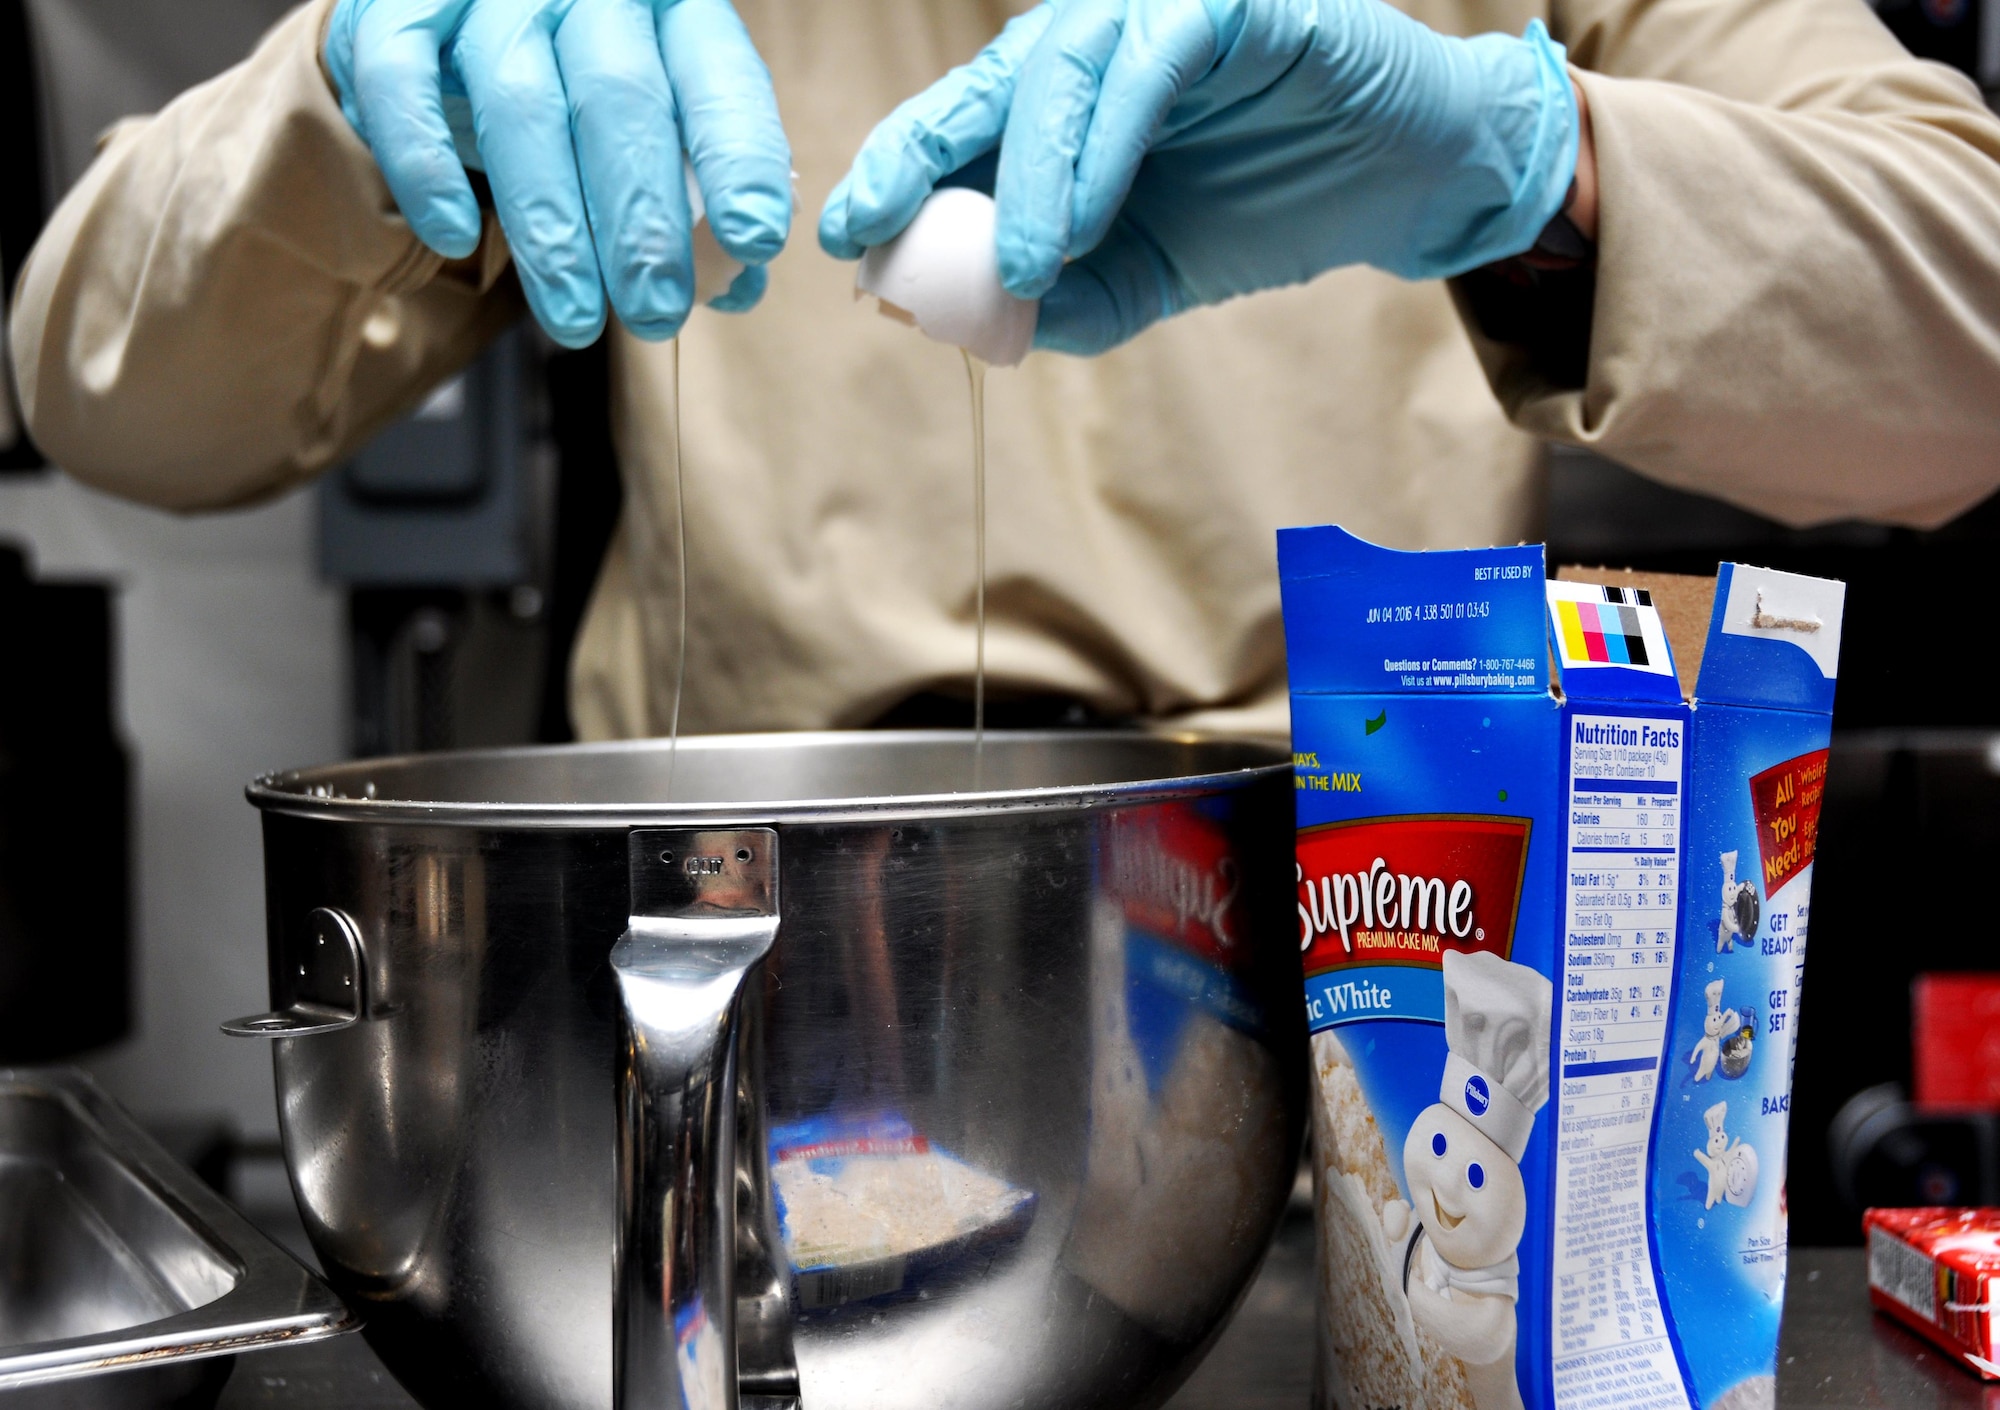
[1277,528,1844,1410]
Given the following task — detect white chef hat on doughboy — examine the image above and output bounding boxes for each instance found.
[1440,949,1554,1162]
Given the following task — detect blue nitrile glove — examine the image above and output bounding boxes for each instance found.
[819,0,1576,356]
[326,0,792,347]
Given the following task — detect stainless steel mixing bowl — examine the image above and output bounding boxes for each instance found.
[227,732,1304,1410]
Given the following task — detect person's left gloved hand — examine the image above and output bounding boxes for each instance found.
[326,0,793,348]
[819,0,1577,356]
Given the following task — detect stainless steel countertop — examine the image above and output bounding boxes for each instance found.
[213,1223,1989,1409]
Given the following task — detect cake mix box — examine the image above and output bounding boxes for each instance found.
[1276,527,1843,1410]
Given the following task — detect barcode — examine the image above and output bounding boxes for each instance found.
[1870,1226,1938,1323]
[793,1256,907,1310]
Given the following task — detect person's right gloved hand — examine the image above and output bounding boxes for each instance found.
[820,0,1577,357]
[325,0,792,347]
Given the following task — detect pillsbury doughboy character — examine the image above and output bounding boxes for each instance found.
[1694,1100,1760,1211]
[1689,979,1738,1083]
[1381,950,1551,1410]
[1717,850,1760,953]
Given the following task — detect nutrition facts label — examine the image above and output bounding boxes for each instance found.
[1551,713,1692,1410]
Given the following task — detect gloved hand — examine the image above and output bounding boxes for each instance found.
[820,0,1576,356]
[326,0,792,347]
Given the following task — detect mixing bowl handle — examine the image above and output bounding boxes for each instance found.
[611,828,787,1410]
[221,907,373,1037]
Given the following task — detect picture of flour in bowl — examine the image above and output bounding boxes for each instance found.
[1720,1019,1756,1079]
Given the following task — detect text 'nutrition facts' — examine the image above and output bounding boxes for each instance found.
[1552,714,1692,1410]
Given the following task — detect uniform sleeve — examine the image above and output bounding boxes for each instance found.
[5,0,522,512]
[1468,0,2000,528]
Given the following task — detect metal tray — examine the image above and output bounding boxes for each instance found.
[0,1068,354,1407]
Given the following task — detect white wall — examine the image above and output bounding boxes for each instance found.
[0,476,344,1137]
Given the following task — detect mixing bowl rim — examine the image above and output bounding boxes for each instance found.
[246,728,1291,828]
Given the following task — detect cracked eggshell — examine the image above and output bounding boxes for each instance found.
[856,188,1037,367]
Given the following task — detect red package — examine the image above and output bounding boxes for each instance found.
[1912,973,2000,1111]
[1866,1207,2000,1377]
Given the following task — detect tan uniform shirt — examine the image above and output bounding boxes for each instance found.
[12,0,2000,740]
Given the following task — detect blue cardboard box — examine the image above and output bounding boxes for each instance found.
[1279,527,1841,1410]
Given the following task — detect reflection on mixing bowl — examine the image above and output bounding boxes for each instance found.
[770,1112,1037,1314]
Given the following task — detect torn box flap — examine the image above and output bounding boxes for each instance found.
[1275,525,1547,696]
[1554,566,1718,699]
[1694,563,1845,714]
[1543,579,1683,705]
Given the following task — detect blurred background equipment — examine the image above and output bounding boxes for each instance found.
[1821,971,2000,1216]
[314,326,628,758]
[2,0,48,472]
[316,328,554,758]
[0,543,131,1061]
[1869,0,2000,93]
[1829,1084,2000,1212]
[0,0,620,1183]
[1912,972,2000,1111]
